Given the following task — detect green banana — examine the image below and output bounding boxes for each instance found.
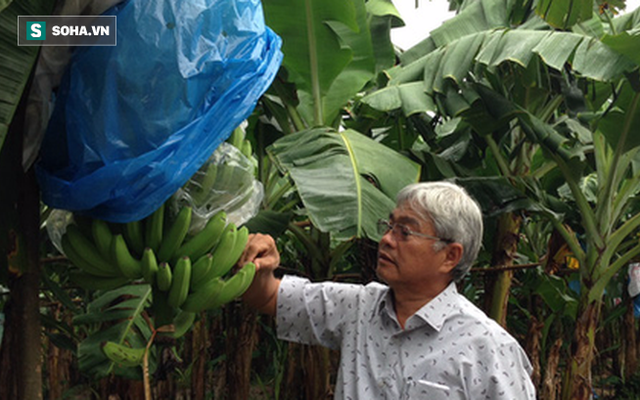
[156,262,172,291]
[192,223,237,290]
[112,234,143,279]
[102,341,145,367]
[123,219,145,257]
[209,262,256,309]
[171,310,196,338]
[180,277,225,312]
[190,253,213,287]
[213,160,235,192]
[68,270,130,291]
[174,210,227,263]
[205,225,249,281]
[167,256,191,308]
[192,163,217,205]
[240,139,252,158]
[62,234,117,278]
[228,126,244,149]
[141,247,159,285]
[145,203,165,253]
[157,206,192,262]
[91,219,114,260]
[64,225,119,277]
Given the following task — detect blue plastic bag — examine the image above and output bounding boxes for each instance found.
[36,0,282,222]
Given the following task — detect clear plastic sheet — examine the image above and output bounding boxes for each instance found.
[170,143,263,233]
[47,143,262,252]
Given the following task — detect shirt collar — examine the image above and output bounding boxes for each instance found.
[375,281,459,332]
[411,281,459,331]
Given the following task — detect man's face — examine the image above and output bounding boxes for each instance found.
[376,205,455,290]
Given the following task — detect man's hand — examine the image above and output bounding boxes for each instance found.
[239,233,280,271]
[239,233,281,315]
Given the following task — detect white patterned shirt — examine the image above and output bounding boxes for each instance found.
[276,275,536,400]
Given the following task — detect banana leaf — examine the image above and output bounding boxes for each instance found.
[536,0,593,29]
[366,0,404,74]
[0,0,54,153]
[601,29,640,66]
[366,0,640,118]
[360,82,437,115]
[268,127,421,240]
[74,284,154,379]
[244,210,293,238]
[452,176,553,217]
[0,0,12,14]
[263,0,378,126]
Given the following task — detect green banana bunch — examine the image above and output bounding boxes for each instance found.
[174,210,226,263]
[167,257,191,308]
[64,196,255,342]
[102,341,146,367]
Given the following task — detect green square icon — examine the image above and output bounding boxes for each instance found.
[27,21,46,40]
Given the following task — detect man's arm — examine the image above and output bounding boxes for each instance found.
[239,233,281,315]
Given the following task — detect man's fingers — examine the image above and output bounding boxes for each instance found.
[239,233,280,269]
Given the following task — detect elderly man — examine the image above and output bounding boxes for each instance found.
[240,181,536,399]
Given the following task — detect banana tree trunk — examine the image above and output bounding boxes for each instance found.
[542,337,563,400]
[190,317,207,400]
[224,301,258,400]
[484,213,522,326]
[562,300,601,400]
[283,343,332,400]
[0,81,43,400]
[524,314,544,388]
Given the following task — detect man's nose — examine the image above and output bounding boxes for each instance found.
[379,229,396,248]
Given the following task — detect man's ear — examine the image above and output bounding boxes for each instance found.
[439,243,463,274]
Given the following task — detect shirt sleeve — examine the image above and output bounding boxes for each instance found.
[276,275,363,350]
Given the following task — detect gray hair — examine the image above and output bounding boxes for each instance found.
[396,181,483,282]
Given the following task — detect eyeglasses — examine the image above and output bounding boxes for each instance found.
[377,219,452,243]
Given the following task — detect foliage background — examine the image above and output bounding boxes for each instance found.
[1,0,640,399]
